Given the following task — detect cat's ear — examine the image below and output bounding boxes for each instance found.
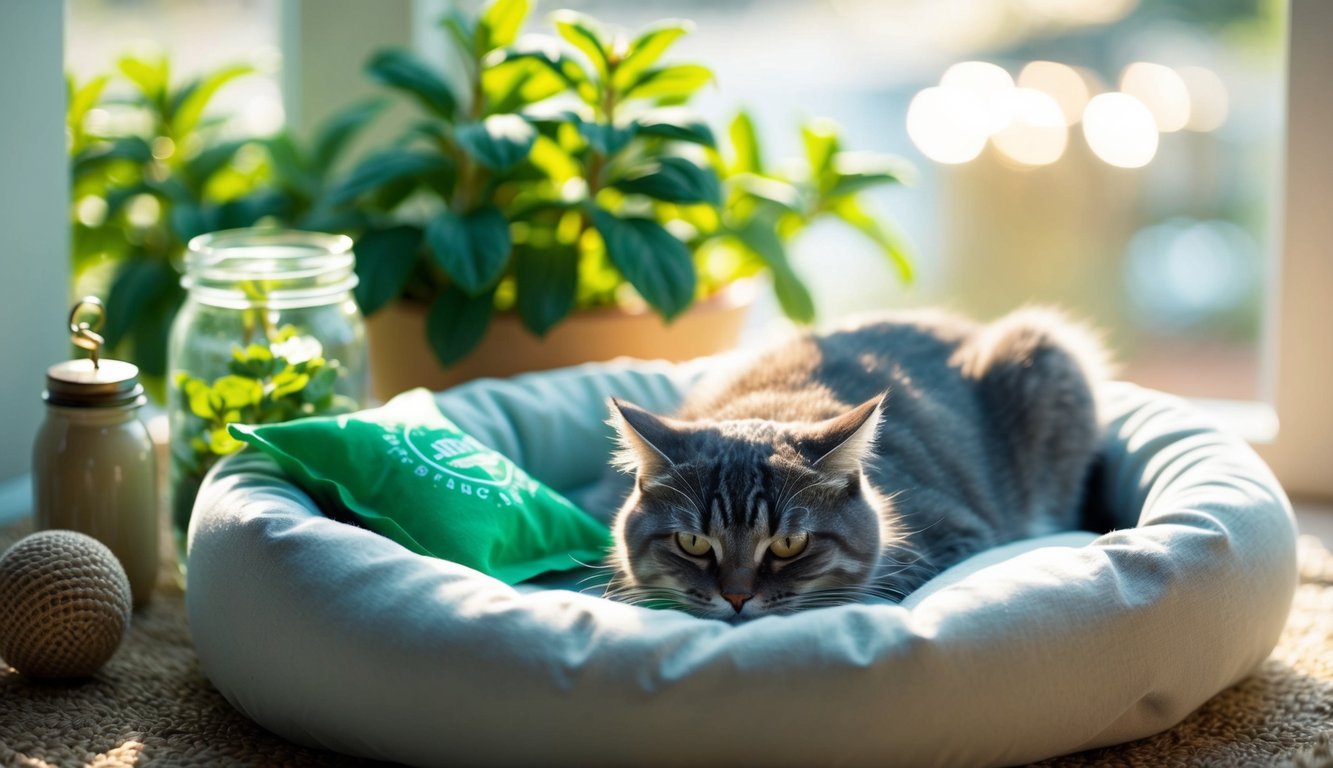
[797,393,886,476]
[608,398,687,482]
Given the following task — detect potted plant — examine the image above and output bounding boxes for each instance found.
[333,0,916,397]
[70,56,267,393]
[70,62,395,548]
[69,57,386,395]
[69,2,917,404]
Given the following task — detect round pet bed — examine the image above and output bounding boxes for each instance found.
[185,360,1298,768]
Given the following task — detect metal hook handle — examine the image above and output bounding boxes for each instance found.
[69,296,106,369]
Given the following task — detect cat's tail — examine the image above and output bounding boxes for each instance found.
[963,305,1109,527]
[960,305,1115,387]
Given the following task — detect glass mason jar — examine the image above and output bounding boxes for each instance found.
[167,229,367,567]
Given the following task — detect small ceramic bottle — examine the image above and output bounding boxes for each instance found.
[32,298,158,607]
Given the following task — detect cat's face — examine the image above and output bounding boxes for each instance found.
[607,396,890,622]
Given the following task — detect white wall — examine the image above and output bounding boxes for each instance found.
[0,1,70,483]
[280,0,413,161]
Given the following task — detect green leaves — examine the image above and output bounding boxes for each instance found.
[623,64,713,101]
[66,9,925,399]
[801,120,840,190]
[71,137,153,179]
[425,206,512,295]
[118,56,169,109]
[514,243,578,335]
[487,41,594,101]
[312,98,389,173]
[482,56,567,114]
[68,75,110,144]
[729,174,802,214]
[367,49,458,119]
[474,0,525,53]
[427,285,495,365]
[728,111,763,174]
[577,120,636,156]
[797,119,915,205]
[828,152,916,197]
[455,115,537,171]
[551,11,610,78]
[175,331,350,468]
[477,0,530,53]
[171,64,254,137]
[706,112,918,325]
[104,258,176,351]
[593,208,696,319]
[540,12,705,110]
[733,215,814,323]
[69,55,271,388]
[612,156,720,205]
[183,139,249,187]
[354,226,424,315]
[228,344,277,379]
[209,375,265,414]
[612,20,693,91]
[103,257,182,378]
[634,108,715,147]
[326,150,453,207]
[831,197,914,282]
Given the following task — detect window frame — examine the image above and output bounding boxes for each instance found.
[1254,0,1333,501]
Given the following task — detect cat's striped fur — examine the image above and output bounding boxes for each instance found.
[606,308,1107,622]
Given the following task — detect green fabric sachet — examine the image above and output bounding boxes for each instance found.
[228,388,611,584]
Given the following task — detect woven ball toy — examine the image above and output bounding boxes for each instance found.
[0,530,132,679]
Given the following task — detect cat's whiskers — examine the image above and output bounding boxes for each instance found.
[779,476,841,509]
[652,479,709,530]
[773,466,800,518]
[569,556,614,572]
[796,582,910,605]
[776,478,847,524]
[663,463,710,520]
[603,583,705,611]
[798,588,899,604]
[575,574,616,591]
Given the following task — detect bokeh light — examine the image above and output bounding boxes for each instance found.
[1125,218,1258,329]
[1082,92,1159,168]
[940,61,1015,135]
[1016,60,1090,126]
[908,57,1220,169]
[1177,65,1229,132]
[1120,62,1191,133]
[76,196,108,228]
[992,88,1068,166]
[906,86,990,164]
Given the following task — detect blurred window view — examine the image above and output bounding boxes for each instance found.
[550,0,1285,403]
[67,0,1285,403]
[66,0,282,134]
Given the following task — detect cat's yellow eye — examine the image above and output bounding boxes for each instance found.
[675,532,712,557]
[770,532,810,559]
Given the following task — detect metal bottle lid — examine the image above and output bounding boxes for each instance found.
[43,297,146,408]
[44,358,145,408]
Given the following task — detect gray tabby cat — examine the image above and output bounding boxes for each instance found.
[606,307,1107,621]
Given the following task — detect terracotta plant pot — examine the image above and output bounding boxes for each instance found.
[366,281,755,400]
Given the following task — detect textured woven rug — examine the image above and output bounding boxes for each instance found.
[1,518,1330,767]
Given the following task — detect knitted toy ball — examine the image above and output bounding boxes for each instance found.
[0,530,133,679]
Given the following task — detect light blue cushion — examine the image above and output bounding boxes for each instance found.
[186,361,1297,768]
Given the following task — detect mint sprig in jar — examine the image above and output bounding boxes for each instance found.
[168,229,368,573]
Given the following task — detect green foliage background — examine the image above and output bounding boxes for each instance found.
[69,0,915,387]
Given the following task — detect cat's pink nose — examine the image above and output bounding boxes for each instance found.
[723,593,753,612]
